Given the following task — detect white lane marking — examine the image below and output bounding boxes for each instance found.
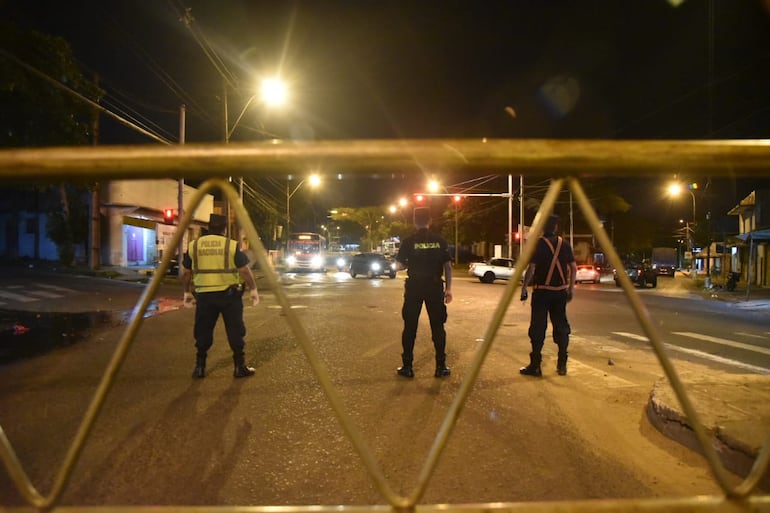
[734,331,767,340]
[666,346,769,374]
[612,331,770,373]
[672,331,770,356]
[565,360,638,387]
[26,290,64,299]
[0,290,37,302]
[612,331,648,342]
[32,283,79,293]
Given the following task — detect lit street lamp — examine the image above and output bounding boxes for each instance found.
[223,76,289,237]
[668,182,698,274]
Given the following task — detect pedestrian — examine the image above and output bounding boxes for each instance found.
[181,214,260,379]
[394,207,453,378]
[519,214,577,377]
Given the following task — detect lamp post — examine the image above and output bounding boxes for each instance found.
[668,182,697,273]
[286,173,321,236]
[224,77,289,236]
[453,195,461,266]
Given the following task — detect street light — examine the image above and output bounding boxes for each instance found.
[224,77,289,237]
[286,173,321,236]
[668,181,697,272]
[453,195,461,265]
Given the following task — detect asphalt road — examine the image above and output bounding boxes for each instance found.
[0,269,766,506]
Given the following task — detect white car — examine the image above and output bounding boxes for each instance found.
[469,258,516,283]
[575,264,600,284]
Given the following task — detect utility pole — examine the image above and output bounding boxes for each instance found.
[178,104,186,277]
[508,174,513,259]
[89,73,101,271]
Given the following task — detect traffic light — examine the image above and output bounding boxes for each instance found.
[453,195,462,203]
[514,231,521,241]
[163,208,175,225]
[414,194,425,203]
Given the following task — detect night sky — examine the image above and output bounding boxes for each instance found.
[4,0,770,233]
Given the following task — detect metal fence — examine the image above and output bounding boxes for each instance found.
[1,139,769,513]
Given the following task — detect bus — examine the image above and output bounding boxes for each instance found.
[286,232,327,272]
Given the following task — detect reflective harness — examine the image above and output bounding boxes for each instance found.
[533,236,569,291]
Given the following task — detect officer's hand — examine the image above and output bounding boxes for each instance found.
[566,288,574,303]
[520,287,528,302]
[444,290,453,304]
[250,289,260,307]
[183,292,195,308]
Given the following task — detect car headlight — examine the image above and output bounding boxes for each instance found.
[390,262,396,270]
[371,262,382,271]
[336,257,346,268]
[311,255,323,267]
[286,255,297,266]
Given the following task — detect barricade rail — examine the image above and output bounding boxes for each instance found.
[1,139,769,513]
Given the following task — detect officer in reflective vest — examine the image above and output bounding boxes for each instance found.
[394,207,453,378]
[520,214,577,377]
[181,214,260,379]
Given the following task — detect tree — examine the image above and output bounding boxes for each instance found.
[329,206,394,251]
[1,22,103,264]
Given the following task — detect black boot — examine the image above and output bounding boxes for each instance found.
[434,355,451,378]
[397,355,414,378]
[519,352,542,377]
[233,354,255,378]
[557,349,568,376]
[192,354,206,379]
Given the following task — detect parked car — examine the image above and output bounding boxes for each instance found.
[614,261,657,288]
[349,253,397,279]
[469,258,516,283]
[575,264,600,284]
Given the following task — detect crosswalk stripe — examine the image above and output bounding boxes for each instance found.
[611,331,770,372]
[0,290,37,302]
[665,345,769,374]
[671,331,770,356]
[32,283,79,293]
[26,290,64,299]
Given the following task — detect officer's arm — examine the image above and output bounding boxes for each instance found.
[567,261,577,302]
[238,265,259,305]
[181,253,194,306]
[443,261,453,304]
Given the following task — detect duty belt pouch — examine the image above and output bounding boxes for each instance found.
[227,283,245,297]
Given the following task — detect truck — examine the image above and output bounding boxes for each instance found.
[651,247,677,277]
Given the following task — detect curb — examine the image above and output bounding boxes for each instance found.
[647,376,770,490]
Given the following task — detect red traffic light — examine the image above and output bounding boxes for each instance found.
[163,208,175,224]
[514,231,521,241]
[453,195,462,203]
[414,194,425,203]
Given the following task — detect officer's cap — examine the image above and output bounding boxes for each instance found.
[413,207,431,227]
[208,213,227,230]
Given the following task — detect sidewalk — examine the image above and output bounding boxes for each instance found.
[648,271,770,488]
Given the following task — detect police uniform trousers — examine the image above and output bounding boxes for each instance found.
[528,288,571,357]
[194,290,247,361]
[401,278,447,363]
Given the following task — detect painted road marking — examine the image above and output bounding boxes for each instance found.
[32,283,79,293]
[0,290,37,302]
[26,290,65,299]
[612,331,770,373]
[671,331,770,356]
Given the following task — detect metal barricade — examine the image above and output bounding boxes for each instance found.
[1,139,769,513]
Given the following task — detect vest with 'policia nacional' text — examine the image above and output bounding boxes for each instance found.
[188,235,240,293]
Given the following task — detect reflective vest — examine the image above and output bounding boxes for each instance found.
[188,235,240,293]
[533,236,570,291]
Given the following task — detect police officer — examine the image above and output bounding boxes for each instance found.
[395,207,453,378]
[519,214,577,377]
[181,214,260,379]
